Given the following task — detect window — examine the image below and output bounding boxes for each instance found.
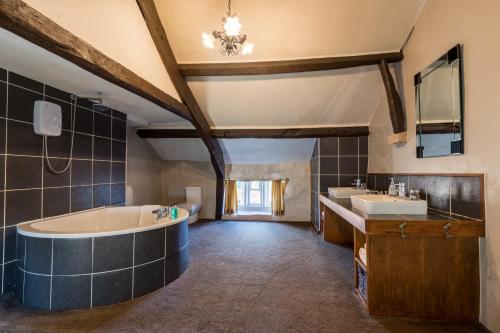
[236,180,272,215]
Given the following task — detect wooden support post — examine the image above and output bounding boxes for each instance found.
[379,59,406,143]
[136,0,225,219]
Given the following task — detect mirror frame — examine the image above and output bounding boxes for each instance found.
[414,44,465,158]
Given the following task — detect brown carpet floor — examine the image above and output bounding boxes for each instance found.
[0,221,487,333]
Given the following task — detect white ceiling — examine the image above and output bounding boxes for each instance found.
[0,28,190,125]
[147,138,316,164]
[187,66,385,128]
[156,0,426,63]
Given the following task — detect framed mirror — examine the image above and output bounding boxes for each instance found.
[415,44,464,158]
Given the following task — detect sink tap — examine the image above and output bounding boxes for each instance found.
[352,178,361,189]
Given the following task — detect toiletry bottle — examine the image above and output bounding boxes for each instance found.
[388,178,397,196]
[171,204,178,219]
[399,183,406,198]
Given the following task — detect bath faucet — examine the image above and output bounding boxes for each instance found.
[152,207,169,220]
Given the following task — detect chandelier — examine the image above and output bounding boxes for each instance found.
[202,0,254,56]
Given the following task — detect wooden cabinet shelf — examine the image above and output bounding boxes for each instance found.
[319,194,485,322]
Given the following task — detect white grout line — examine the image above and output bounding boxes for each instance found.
[1,73,8,293]
[90,237,94,308]
[49,238,53,310]
[131,233,135,300]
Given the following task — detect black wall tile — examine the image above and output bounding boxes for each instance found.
[111,183,125,205]
[16,267,24,302]
[4,226,16,262]
[0,81,6,118]
[367,174,376,190]
[71,186,92,212]
[25,237,51,274]
[0,68,6,81]
[24,273,50,309]
[5,189,41,226]
[45,85,71,102]
[133,260,164,298]
[92,268,132,307]
[75,107,93,135]
[45,131,72,158]
[319,175,338,192]
[112,110,127,121]
[339,137,358,156]
[16,233,25,269]
[112,118,126,141]
[165,221,188,257]
[359,157,368,175]
[6,156,42,190]
[408,175,427,200]
[52,275,91,310]
[43,159,70,187]
[111,162,125,183]
[73,133,93,159]
[450,176,482,219]
[7,120,43,156]
[8,72,43,93]
[339,157,358,175]
[135,227,165,265]
[93,184,110,207]
[53,238,92,275]
[7,85,43,123]
[94,137,111,160]
[319,157,338,174]
[359,136,368,155]
[43,187,70,218]
[0,156,4,190]
[165,246,189,285]
[94,112,111,139]
[71,160,92,186]
[339,175,358,187]
[76,99,93,110]
[93,234,133,272]
[427,176,450,213]
[375,174,393,192]
[112,140,126,161]
[93,161,110,184]
[3,261,16,296]
[319,137,338,156]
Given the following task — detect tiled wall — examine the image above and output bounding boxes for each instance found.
[311,137,368,230]
[0,67,127,294]
[367,173,484,221]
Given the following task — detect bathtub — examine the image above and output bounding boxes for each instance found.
[16,205,190,310]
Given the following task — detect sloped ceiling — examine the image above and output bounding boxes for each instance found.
[147,138,316,164]
[152,0,425,129]
[155,0,425,63]
[187,66,384,127]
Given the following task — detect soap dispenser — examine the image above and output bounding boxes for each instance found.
[388,178,397,196]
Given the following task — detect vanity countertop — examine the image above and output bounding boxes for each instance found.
[319,194,485,237]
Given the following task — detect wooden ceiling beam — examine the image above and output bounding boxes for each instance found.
[136,0,226,219]
[178,52,403,76]
[0,0,192,121]
[136,126,369,139]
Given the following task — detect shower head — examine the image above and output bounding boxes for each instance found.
[93,104,110,113]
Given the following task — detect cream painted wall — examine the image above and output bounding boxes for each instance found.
[160,161,217,219]
[368,1,500,330]
[126,127,162,206]
[225,162,311,222]
[23,0,180,101]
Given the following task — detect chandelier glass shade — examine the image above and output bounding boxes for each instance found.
[202,0,254,56]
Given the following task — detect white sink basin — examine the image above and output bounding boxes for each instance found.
[351,194,428,215]
[328,187,369,198]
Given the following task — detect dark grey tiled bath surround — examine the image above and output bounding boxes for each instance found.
[311,137,368,230]
[17,219,189,310]
[0,67,127,294]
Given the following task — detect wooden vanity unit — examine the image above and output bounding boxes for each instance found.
[319,194,485,322]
